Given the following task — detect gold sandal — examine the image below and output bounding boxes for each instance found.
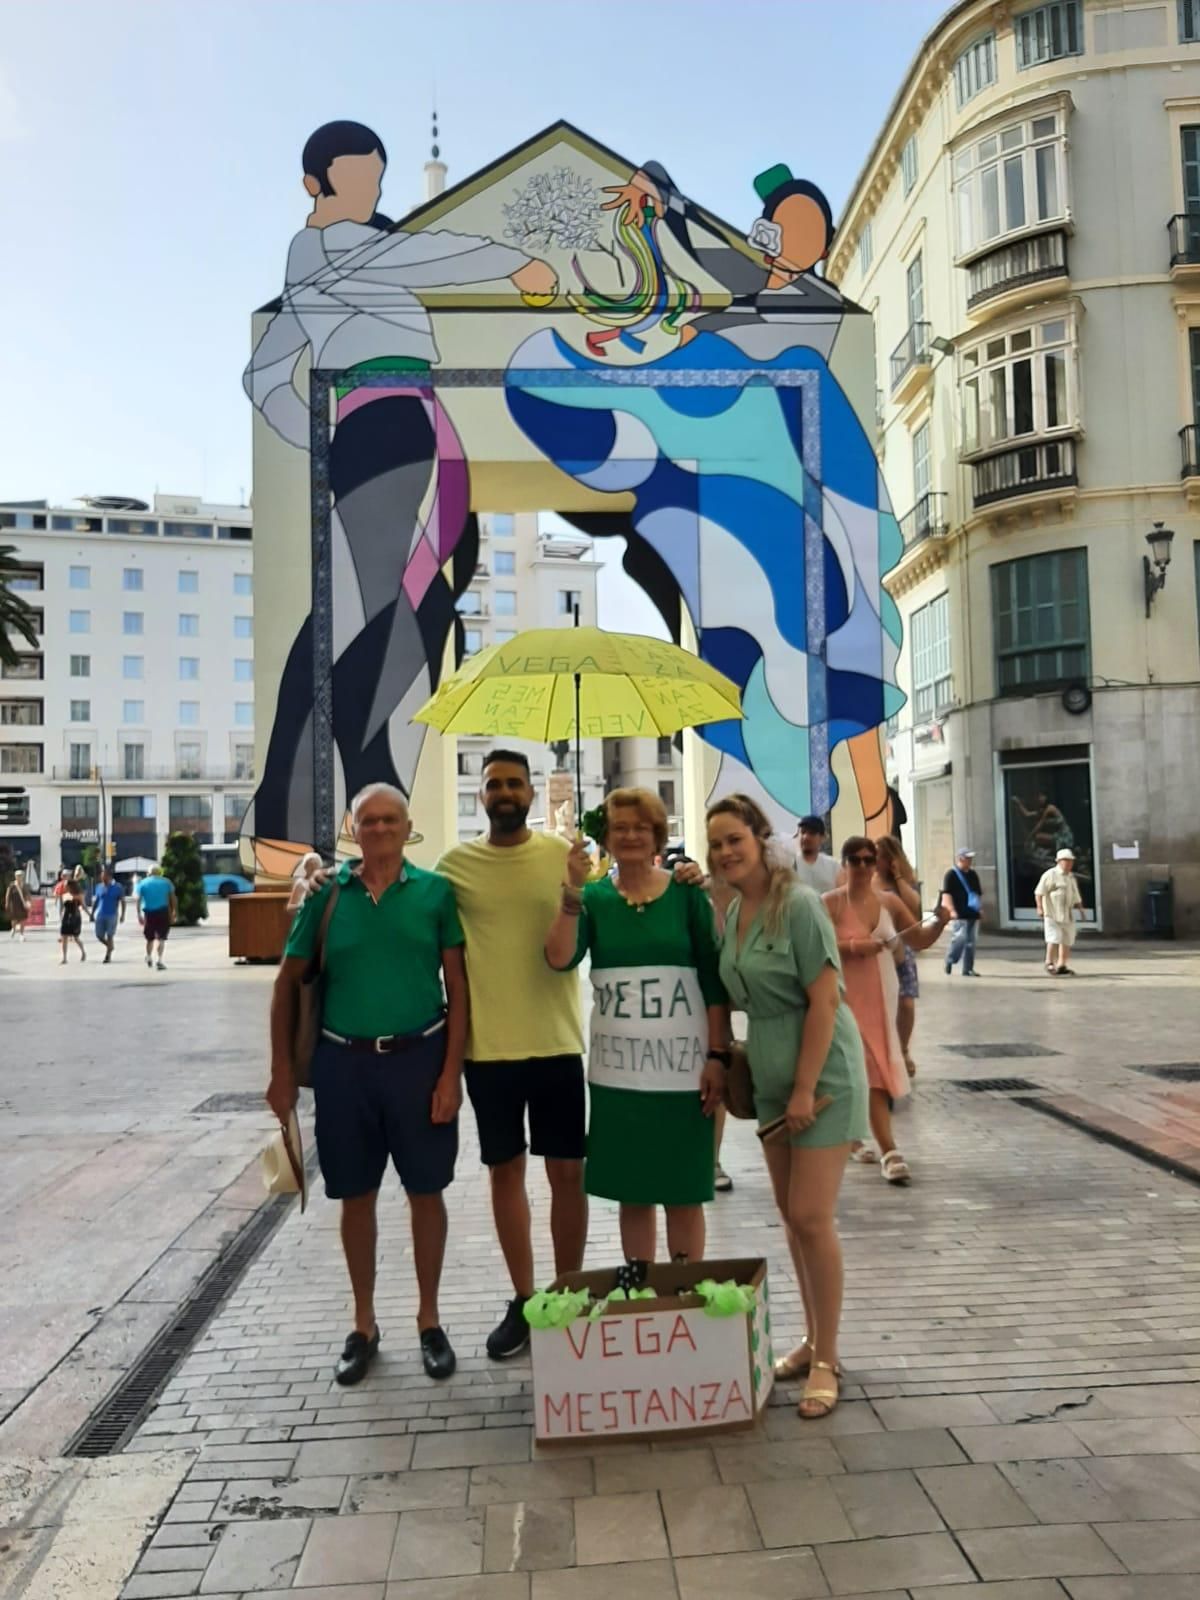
[798,1359,841,1420]
[773,1338,812,1381]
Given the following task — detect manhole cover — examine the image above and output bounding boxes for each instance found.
[952,1077,1042,1093]
[1126,1063,1200,1082]
[192,1092,266,1114]
[940,1043,1060,1060]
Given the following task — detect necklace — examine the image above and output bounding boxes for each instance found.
[614,873,657,914]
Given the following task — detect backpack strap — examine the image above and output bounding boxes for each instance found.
[314,881,340,973]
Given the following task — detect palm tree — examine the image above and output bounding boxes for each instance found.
[0,544,40,669]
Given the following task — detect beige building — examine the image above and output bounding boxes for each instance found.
[601,734,684,836]
[828,0,1200,934]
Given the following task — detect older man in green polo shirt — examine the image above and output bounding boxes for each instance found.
[268,782,467,1386]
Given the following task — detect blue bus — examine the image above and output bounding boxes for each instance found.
[200,844,254,898]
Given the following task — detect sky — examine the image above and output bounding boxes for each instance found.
[0,0,947,628]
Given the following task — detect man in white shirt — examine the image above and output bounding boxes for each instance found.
[793,814,840,893]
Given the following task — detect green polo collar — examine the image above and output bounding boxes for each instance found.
[336,859,409,889]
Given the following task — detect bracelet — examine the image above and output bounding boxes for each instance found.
[560,889,583,917]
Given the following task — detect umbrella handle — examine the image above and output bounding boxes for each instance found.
[573,604,583,825]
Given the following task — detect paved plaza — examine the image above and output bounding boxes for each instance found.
[2,921,1200,1599]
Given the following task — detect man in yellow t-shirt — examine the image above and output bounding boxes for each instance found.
[436,750,587,1360]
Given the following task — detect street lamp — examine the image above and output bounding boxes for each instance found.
[1143,521,1175,617]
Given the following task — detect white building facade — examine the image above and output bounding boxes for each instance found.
[0,494,254,878]
[829,0,1200,934]
[452,512,605,839]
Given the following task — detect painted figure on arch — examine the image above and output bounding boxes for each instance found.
[505,157,902,835]
[243,120,557,856]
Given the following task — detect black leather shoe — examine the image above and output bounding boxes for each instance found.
[420,1326,457,1380]
[335,1327,380,1386]
[486,1297,530,1360]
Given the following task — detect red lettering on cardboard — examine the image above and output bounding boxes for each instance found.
[600,1391,619,1430]
[622,1388,640,1425]
[600,1321,621,1359]
[545,1393,572,1433]
[565,1323,591,1361]
[699,1381,722,1422]
[644,1388,670,1423]
[666,1314,698,1355]
[723,1379,751,1419]
[634,1316,661,1355]
[577,1392,595,1433]
[670,1386,697,1424]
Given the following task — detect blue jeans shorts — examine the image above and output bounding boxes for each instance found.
[95,914,118,943]
[310,1023,457,1200]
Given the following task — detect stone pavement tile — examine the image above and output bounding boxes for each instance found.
[1064,1579,1200,1599]
[1089,1385,1200,1418]
[414,1428,533,1470]
[834,1427,966,1472]
[120,1577,203,1599]
[1093,1519,1200,1573]
[829,1468,944,1537]
[389,1508,486,1580]
[978,1391,1117,1425]
[198,1517,310,1592]
[917,1464,1039,1529]
[348,1467,470,1513]
[483,1499,575,1570]
[1065,1418,1200,1455]
[673,1546,830,1599]
[951,1423,1091,1463]
[746,1478,854,1546]
[386,1579,529,1600]
[815,1530,974,1594]
[997,1458,1124,1523]
[873,1394,1000,1430]
[961,1523,1125,1580]
[763,1400,883,1438]
[918,1586,1065,1600]
[212,1474,346,1518]
[162,1498,218,1524]
[251,1588,385,1600]
[594,1447,717,1494]
[385,1580,528,1600]
[573,1491,669,1565]
[529,1562,675,1599]
[660,1484,761,1556]
[294,1436,416,1477]
[1080,1452,1200,1519]
[149,1523,222,1549]
[713,1438,845,1483]
[133,1544,214,1573]
[295,1513,400,1587]
[469,1461,594,1507]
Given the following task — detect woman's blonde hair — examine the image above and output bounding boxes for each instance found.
[875,834,916,885]
[604,787,669,853]
[705,792,796,934]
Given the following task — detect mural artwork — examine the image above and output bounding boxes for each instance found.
[244,121,903,864]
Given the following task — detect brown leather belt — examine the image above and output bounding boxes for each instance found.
[321,1016,445,1054]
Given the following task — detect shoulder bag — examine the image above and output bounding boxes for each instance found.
[723,1042,758,1120]
[292,884,341,1089]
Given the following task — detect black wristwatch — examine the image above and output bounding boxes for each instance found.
[706,1049,732,1068]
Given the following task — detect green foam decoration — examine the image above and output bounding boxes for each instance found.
[523,1287,591,1330]
[693,1279,757,1317]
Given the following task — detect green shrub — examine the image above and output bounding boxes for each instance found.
[160,832,208,927]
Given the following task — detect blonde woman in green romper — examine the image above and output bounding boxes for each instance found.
[708,794,868,1420]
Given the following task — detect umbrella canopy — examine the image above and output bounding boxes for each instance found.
[414,625,743,818]
[114,855,157,873]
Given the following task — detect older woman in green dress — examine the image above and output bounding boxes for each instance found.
[708,793,868,1420]
[546,787,728,1266]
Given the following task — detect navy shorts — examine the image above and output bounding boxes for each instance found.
[310,1026,457,1200]
[464,1054,586,1168]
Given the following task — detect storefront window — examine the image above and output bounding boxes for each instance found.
[1002,755,1095,920]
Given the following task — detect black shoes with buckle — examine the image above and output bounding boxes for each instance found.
[335,1326,381,1386]
[420,1326,457,1380]
[487,1297,531,1360]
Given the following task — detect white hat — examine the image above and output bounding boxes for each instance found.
[1056,847,1075,862]
[261,1111,307,1211]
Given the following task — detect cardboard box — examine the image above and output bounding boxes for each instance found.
[530,1256,774,1444]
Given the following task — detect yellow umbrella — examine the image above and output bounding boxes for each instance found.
[413,625,743,818]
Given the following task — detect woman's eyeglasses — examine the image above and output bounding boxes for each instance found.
[845,853,876,867]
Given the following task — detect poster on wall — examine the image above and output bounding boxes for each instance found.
[1002,757,1095,918]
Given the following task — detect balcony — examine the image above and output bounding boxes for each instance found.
[49,764,255,784]
[966,230,1068,312]
[972,438,1077,510]
[889,322,933,404]
[1167,214,1200,277]
[899,492,949,548]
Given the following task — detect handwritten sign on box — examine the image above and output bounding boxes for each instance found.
[531,1257,774,1443]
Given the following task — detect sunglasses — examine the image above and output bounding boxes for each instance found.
[845,853,877,867]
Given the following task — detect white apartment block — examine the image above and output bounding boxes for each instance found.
[829,0,1200,934]
[452,512,605,838]
[602,736,685,836]
[0,493,254,878]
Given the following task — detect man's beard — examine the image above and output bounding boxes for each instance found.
[487,801,529,835]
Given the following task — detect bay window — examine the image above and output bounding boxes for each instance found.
[960,318,1075,456]
[954,111,1068,258]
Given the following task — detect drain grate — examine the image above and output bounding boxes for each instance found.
[940,1043,1061,1060]
[1126,1062,1200,1082]
[192,1091,268,1114]
[65,1193,295,1457]
[952,1077,1043,1093]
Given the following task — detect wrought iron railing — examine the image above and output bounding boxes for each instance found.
[889,322,933,392]
[899,492,949,547]
[1180,424,1200,479]
[967,231,1068,308]
[1168,214,1200,269]
[972,438,1077,508]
